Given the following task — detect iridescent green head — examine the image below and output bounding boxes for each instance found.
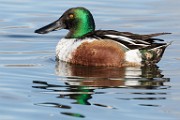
[35,7,95,38]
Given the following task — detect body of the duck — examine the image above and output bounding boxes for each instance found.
[35,7,171,67]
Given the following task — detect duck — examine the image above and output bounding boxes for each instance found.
[35,7,171,67]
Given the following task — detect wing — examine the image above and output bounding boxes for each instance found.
[83,30,171,50]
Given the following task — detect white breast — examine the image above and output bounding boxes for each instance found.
[56,38,95,62]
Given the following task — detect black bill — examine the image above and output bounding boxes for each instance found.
[35,18,65,34]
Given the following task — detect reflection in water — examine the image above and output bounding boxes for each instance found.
[33,61,170,118]
[55,61,169,88]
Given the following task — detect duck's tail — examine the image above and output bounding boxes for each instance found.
[140,41,172,65]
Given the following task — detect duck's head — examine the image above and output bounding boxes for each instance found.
[35,7,95,38]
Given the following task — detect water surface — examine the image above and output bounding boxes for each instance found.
[0,0,180,120]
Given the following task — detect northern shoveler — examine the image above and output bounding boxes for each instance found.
[35,7,171,67]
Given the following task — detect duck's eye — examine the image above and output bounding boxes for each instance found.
[69,14,74,19]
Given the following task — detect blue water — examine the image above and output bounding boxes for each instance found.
[0,0,180,120]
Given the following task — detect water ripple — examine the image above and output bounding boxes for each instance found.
[93,103,117,109]
[35,102,71,109]
[60,112,85,118]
